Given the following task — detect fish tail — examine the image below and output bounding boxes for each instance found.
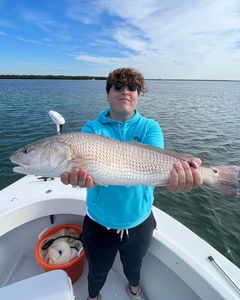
[209,165,239,198]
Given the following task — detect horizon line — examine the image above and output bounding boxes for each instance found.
[0,74,239,82]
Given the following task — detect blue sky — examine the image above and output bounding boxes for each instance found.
[0,0,240,79]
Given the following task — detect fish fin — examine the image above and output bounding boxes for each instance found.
[208,165,239,198]
[125,142,193,163]
[93,180,109,187]
[149,180,169,187]
[70,158,90,169]
[154,182,168,187]
[70,157,109,186]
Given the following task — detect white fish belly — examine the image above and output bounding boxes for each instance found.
[88,162,169,186]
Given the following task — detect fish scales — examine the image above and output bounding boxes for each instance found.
[10,133,239,197]
[61,133,185,186]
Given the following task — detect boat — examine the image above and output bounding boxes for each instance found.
[0,112,239,299]
[0,175,240,300]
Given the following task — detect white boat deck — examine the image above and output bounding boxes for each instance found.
[0,214,200,300]
[0,175,239,299]
[74,252,201,300]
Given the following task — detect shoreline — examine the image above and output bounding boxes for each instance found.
[0,75,239,82]
[0,75,106,80]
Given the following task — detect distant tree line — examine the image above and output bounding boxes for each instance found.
[0,74,107,80]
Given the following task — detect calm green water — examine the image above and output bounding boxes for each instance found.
[0,79,239,267]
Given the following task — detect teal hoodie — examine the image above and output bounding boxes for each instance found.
[82,108,164,229]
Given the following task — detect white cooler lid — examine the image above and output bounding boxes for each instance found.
[0,270,75,300]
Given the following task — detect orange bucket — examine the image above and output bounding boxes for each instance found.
[34,224,85,283]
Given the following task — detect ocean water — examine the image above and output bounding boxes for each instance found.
[0,79,239,267]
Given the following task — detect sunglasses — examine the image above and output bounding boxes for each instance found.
[113,82,139,92]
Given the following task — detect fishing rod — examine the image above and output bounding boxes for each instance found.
[208,256,240,294]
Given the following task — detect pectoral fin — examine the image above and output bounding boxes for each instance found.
[93,180,109,187]
[70,158,90,169]
[149,179,169,187]
[69,158,109,187]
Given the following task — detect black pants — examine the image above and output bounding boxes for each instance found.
[81,212,156,298]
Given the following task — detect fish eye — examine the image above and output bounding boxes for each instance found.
[212,168,218,173]
[23,148,30,154]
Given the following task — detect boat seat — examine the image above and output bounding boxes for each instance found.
[0,270,75,300]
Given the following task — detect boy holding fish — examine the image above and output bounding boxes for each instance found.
[61,67,203,300]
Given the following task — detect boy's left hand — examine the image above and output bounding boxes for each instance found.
[167,158,203,193]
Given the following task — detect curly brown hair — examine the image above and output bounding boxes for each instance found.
[106,67,146,95]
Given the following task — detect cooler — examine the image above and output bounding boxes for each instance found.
[0,270,75,300]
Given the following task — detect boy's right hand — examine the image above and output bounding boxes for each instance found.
[60,168,95,188]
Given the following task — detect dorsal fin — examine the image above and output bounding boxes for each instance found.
[125,141,193,163]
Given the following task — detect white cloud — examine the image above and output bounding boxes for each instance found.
[2,0,240,79]
[20,0,240,79]
[114,28,149,52]
[117,0,240,79]
[21,9,69,34]
[79,0,240,79]
[75,54,126,65]
[15,36,42,44]
[66,0,105,24]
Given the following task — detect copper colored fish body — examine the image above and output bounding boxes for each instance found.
[10,133,239,197]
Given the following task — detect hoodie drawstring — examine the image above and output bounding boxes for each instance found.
[116,229,129,241]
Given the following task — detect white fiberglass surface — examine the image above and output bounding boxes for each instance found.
[0,214,200,300]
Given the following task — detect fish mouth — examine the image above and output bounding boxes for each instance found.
[10,159,30,175]
[10,157,29,170]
